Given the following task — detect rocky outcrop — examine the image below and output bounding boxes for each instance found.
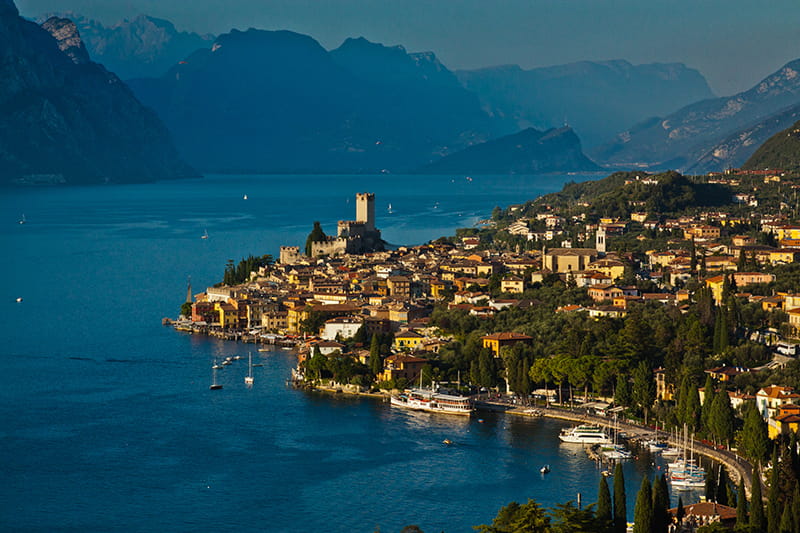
[0,2,195,185]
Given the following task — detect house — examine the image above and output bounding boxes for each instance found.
[654,368,675,401]
[705,365,749,382]
[586,258,626,280]
[587,305,627,318]
[668,502,736,529]
[321,316,364,341]
[543,248,597,273]
[500,275,525,294]
[733,272,775,287]
[774,404,800,437]
[756,386,800,438]
[481,332,534,356]
[379,354,426,384]
[394,329,425,351]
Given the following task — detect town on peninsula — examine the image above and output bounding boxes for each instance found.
[168,161,800,530]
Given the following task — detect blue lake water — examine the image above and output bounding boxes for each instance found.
[0,172,694,532]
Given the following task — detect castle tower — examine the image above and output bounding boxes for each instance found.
[186,276,192,303]
[596,226,606,255]
[355,192,375,231]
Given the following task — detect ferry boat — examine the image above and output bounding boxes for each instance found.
[390,389,474,416]
[558,424,612,444]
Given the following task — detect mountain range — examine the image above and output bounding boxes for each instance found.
[457,60,714,150]
[593,59,800,172]
[128,30,500,173]
[39,13,215,80]
[0,0,193,185]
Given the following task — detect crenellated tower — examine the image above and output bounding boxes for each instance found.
[356,192,375,232]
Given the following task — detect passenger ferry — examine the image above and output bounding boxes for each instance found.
[558,424,612,444]
[390,389,474,416]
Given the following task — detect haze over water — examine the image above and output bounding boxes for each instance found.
[1,173,690,531]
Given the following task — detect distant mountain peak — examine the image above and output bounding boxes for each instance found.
[41,16,90,64]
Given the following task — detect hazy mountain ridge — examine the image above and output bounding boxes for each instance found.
[417,126,602,174]
[0,1,194,185]
[128,29,500,173]
[457,59,714,149]
[40,12,215,79]
[593,58,800,171]
[686,103,800,173]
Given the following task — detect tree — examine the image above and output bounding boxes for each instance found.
[613,463,627,533]
[779,503,793,533]
[676,496,685,526]
[614,375,631,408]
[597,476,612,533]
[631,361,655,424]
[475,499,550,533]
[701,373,715,435]
[180,301,192,317]
[739,402,770,464]
[633,476,653,533]
[652,474,670,533]
[750,464,766,533]
[550,501,599,533]
[369,334,382,377]
[709,387,736,447]
[305,221,327,256]
[736,478,747,528]
[767,448,780,533]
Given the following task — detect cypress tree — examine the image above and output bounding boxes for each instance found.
[741,402,770,464]
[369,334,382,377]
[736,477,747,527]
[676,496,685,525]
[701,373,715,435]
[769,448,781,533]
[706,463,718,502]
[304,221,327,256]
[633,476,653,533]
[751,464,767,532]
[710,387,736,447]
[780,501,793,533]
[791,484,800,533]
[717,467,730,506]
[652,474,670,533]
[686,386,701,431]
[613,462,627,533]
[597,475,612,533]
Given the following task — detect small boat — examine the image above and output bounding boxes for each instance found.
[18,214,26,225]
[258,347,270,352]
[387,203,394,214]
[244,352,254,386]
[15,297,23,303]
[210,366,223,390]
[601,470,612,477]
[443,439,453,446]
[243,194,248,200]
[540,465,550,474]
[201,229,209,240]
[212,359,222,370]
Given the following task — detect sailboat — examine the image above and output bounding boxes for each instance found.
[387,203,394,214]
[210,365,223,390]
[243,194,248,200]
[244,351,254,386]
[18,214,26,225]
[201,229,209,240]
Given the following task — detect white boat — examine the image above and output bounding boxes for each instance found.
[243,194,248,200]
[559,424,612,444]
[244,352,254,386]
[540,464,550,474]
[390,389,474,416]
[18,214,26,225]
[668,425,706,489]
[210,366,223,390]
[201,229,209,240]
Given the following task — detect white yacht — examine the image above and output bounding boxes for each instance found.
[390,389,474,416]
[559,424,612,444]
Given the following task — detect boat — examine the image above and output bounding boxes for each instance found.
[443,439,453,445]
[244,352,254,386]
[201,229,209,240]
[668,425,706,489]
[540,465,550,474]
[559,424,612,445]
[18,214,26,225]
[212,359,222,370]
[210,366,223,390]
[243,194,248,200]
[390,389,474,415]
[387,203,394,214]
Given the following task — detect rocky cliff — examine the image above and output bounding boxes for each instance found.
[0,2,194,185]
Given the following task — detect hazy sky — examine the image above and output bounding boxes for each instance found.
[17,0,800,96]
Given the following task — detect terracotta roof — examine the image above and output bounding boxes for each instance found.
[668,502,736,520]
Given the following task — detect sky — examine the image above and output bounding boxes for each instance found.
[16,0,800,96]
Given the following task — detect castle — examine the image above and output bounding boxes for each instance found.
[280,192,384,263]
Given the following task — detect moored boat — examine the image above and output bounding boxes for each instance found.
[559,424,612,445]
[390,389,474,416]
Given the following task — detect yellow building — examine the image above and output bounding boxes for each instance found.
[500,276,525,294]
[587,258,626,280]
[543,248,597,273]
[769,249,800,265]
[481,332,533,356]
[215,302,238,328]
[777,226,800,241]
[704,275,726,305]
[394,330,425,351]
[379,354,426,383]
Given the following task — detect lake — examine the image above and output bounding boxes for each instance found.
[0,172,694,532]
